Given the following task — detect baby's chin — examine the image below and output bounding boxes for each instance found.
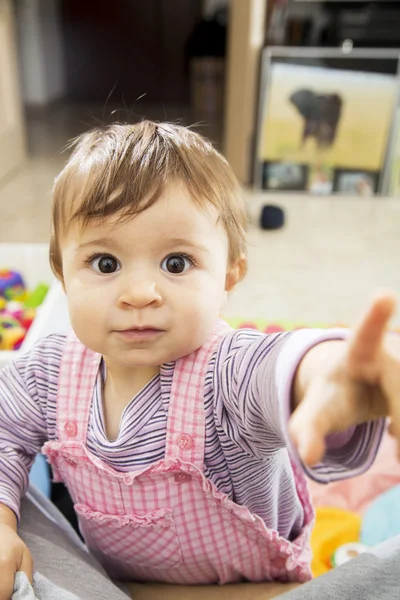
[109,343,205,368]
[75,329,211,365]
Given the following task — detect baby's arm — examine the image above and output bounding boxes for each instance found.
[0,338,56,599]
[290,294,395,467]
[216,327,383,480]
[0,359,48,518]
[0,503,33,600]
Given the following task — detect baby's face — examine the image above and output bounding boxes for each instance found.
[61,183,233,368]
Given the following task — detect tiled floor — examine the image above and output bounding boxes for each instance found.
[1,104,400,327]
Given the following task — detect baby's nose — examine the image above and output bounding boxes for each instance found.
[118,279,162,308]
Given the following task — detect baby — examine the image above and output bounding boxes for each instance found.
[0,121,399,599]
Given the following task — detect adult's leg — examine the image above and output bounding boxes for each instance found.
[280,536,400,600]
[16,485,129,600]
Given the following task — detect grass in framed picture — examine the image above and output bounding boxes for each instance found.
[255,50,400,196]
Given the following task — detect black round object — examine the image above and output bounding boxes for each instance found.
[260,205,285,230]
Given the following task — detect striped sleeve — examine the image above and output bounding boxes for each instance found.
[275,328,385,483]
[214,328,385,483]
[0,334,66,520]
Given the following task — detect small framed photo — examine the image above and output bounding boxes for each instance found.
[262,161,308,191]
[254,47,400,195]
[333,169,379,196]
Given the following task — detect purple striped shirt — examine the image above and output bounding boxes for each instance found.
[0,328,384,540]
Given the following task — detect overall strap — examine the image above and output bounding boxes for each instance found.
[57,332,101,444]
[164,319,231,468]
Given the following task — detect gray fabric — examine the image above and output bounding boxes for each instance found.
[12,485,400,600]
[13,572,79,600]
[32,573,80,600]
[280,535,400,599]
[13,485,129,600]
[12,573,38,600]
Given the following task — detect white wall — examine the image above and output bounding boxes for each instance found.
[15,0,66,106]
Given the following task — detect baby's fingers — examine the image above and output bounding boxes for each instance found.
[289,376,336,466]
[381,346,400,457]
[347,293,396,382]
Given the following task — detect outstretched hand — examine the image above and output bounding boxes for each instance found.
[289,293,400,466]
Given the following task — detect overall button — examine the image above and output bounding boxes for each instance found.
[64,421,78,438]
[174,473,192,484]
[176,433,193,450]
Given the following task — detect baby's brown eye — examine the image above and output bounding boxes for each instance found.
[161,255,192,274]
[91,255,120,274]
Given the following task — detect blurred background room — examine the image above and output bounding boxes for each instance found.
[2,0,400,579]
[1,0,400,362]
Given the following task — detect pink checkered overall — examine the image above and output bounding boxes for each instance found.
[42,320,314,584]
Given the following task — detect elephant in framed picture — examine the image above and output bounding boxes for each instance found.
[289,89,343,148]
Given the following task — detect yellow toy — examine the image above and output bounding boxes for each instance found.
[0,316,26,350]
[311,507,362,577]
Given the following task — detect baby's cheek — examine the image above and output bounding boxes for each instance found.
[185,299,220,341]
[68,299,99,343]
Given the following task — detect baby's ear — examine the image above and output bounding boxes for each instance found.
[54,266,66,294]
[225,255,247,292]
[49,235,65,291]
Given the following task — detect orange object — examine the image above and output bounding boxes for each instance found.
[311,507,361,577]
[0,326,25,350]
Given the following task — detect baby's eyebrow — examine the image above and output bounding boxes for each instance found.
[75,236,209,254]
[163,237,208,253]
[76,237,116,251]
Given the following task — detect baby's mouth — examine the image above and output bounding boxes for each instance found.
[115,327,164,340]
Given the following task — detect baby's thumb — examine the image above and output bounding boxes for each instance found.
[19,546,33,584]
[0,550,32,600]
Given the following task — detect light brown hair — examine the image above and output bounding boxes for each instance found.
[50,121,247,279]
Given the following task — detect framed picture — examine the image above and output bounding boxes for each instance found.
[333,169,379,196]
[262,161,308,191]
[254,47,400,195]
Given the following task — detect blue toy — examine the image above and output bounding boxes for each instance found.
[0,269,25,300]
[361,484,400,546]
[29,454,51,498]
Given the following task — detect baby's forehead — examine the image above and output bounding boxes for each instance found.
[101,186,218,228]
[63,193,226,252]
